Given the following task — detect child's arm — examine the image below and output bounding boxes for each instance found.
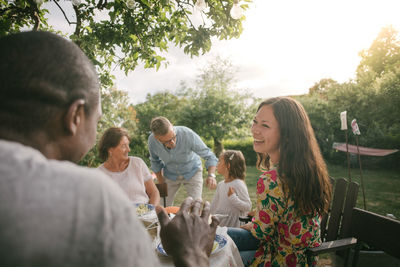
[227,182,252,212]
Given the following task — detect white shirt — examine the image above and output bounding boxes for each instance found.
[210,179,252,227]
[0,140,159,267]
[98,156,153,204]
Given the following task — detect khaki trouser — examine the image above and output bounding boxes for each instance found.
[164,169,203,206]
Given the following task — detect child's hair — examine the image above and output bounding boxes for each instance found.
[221,150,246,180]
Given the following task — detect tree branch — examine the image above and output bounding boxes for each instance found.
[176,0,197,31]
[73,5,81,36]
[53,0,76,25]
[27,0,41,30]
[97,0,108,9]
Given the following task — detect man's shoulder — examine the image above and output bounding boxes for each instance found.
[175,125,193,133]
[175,126,197,140]
[0,140,113,191]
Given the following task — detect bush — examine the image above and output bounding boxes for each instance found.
[205,138,257,166]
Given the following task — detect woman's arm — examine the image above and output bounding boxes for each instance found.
[145,178,160,206]
[251,171,283,240]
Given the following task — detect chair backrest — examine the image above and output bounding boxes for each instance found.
[156,183,168,207]
[339,181,359,238]
[320,177,335,239]
[351,207,400,260]
[325,178,348,241]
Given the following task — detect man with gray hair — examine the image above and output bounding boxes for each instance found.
[148,116,218,206]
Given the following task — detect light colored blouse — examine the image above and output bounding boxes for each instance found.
[98,156,153,204]
[210,179,252,227]
[250,168,321,267]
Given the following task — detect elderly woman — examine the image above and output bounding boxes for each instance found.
[98,127,160,206]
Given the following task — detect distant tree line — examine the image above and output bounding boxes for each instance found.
[298,26,400,169]
[81,26,399,170]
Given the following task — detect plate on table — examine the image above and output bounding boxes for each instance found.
[156,234,227,256]
[134,203,156,220]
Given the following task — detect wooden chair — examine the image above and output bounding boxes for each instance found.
[306,178,359,266]
[238,177,360,265]
[351,207,400,266]
[155,183,168,207]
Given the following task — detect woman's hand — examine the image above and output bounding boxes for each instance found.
[240,222,253,231]
[156,197,219,267]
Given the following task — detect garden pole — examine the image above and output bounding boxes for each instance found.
[345,129,351,182]
[341,111,351,182]
[356,135,366,209]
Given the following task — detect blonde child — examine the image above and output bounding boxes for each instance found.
[210,150,252,227]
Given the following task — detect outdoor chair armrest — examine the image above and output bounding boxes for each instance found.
[239,215,253,223]
[306,237,357,256]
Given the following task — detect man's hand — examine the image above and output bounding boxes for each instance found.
[155,171,165,184]
[205,177,217,190]
[156,197,219,267]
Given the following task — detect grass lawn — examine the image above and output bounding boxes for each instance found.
[172,163,400,219]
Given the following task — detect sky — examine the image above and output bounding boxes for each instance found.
[46,0,400,104]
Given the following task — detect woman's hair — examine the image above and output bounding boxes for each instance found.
[255,97,332,216]
[98,127,130,161]
[221,150,246,180]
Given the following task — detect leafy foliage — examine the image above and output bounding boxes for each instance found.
[133,57,256,157]
[176,57,256,156]
[1,0,252,165]
[1,0,250,82]
[79,86,138,167]
[300,26,400,169]
[356,25,400,85]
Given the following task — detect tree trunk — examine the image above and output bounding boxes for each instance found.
[213,138,224,157]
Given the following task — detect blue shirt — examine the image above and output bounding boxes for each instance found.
[148,126,218,181]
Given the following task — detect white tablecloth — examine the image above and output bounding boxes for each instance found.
[156,226,244,267]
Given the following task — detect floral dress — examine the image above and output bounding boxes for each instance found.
[250,167,321,267]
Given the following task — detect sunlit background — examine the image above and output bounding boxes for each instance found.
[47,0,400,104]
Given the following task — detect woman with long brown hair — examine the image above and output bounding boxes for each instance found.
[228,97,332,266]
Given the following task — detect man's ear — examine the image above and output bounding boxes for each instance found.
[64,99,86,135]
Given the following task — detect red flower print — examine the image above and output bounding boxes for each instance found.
[290,222,301,236]
[254,246,264,257]
[285,253,297,267]
[278,223,289,238]
[259,210,271,224]
[271,204,277,212]
[257,178,265,194]
[264,262,271,267]
[280,235,291,246]
[301,231,312,245]
[288,212,292,220]
[270,170,277,182]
